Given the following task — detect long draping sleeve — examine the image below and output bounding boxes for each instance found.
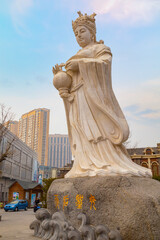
[76,44,129,145]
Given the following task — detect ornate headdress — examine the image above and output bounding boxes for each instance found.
[72,11,97,36]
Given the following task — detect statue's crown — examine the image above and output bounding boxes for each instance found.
[72,11,97,34]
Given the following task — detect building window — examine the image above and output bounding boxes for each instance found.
[50,145,52,167]
[57,146,59,166]
[53,145,56,167]
[60,145,62,167]
[141,162,148,168]
[146,148,152,155]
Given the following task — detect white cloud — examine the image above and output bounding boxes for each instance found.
[7,0,33,35]
[117,78,160,120]
[79,0,160,24]
[114,78,160,147]
[127,120,160,147]
[145,79,160,87]
[10,0,33,15]
[6,0,160,28]
[141,112,160,119]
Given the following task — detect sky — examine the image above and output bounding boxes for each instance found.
[0,0,160,148]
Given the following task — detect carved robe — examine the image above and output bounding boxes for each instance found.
[63,43,151,178]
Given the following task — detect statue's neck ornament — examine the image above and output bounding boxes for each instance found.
[72,11,97,35]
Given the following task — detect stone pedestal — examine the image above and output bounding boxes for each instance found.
[47,176,160,240]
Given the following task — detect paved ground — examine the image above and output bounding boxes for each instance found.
[0,208,39,239]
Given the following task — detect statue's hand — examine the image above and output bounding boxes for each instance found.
[59,92,69,99]
[59,92,74,102]
[52,63,65,75]
[65,60,79,72]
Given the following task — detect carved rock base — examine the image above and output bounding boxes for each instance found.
[30,210,121,240]
[47,176,160,240]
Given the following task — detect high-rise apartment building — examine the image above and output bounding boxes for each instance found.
[5,121,19,137]
[18,108,50,166]
[48,134,72,168]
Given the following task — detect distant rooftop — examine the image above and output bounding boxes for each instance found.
[9,180,41,189]
[21,108,50,117]
[127,143,160,155]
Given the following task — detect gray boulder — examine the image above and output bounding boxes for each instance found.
[47,176,160,240]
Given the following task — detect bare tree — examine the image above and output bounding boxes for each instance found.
[0,103,15,163]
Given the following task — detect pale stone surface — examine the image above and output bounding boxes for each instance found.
[30,209,122,240]
[0,209,38,239]
[52,12,152,178]
[47,176,160,240]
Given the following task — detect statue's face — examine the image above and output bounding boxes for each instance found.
[75,26,93,48]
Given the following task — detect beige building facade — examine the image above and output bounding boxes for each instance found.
[48,134,72,168]
[128,143,160,177]
[0,128,38,204]
[18,108,50,166]
[5,121,19,137]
